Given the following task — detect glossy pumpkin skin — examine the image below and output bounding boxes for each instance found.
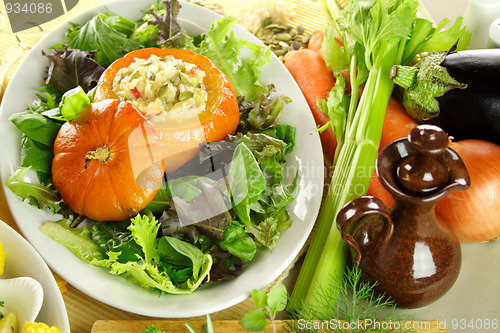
[52,99,165,222]
[93,48,240,172]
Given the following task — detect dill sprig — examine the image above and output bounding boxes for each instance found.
[285,265,415,333]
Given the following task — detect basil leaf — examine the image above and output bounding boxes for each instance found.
[218,223,256,261]
[228,143,266,225]
[9,110,61,146]
[20,135,53,174]
[59,86,90,121]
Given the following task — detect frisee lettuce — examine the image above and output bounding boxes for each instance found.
[192,16,272,102]
[42,214,213,294]
[92,214,212,294]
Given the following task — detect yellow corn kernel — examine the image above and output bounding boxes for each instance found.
[22,322,60,333]
[0,241,5,277]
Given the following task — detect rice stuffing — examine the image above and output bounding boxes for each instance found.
[112,54,208,119]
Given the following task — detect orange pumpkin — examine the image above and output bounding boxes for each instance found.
[52,99,165,222]
[93,48,240,172]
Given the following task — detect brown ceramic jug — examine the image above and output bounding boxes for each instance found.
[336,124,470,308]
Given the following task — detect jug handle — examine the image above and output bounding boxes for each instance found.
[336,196,394,265]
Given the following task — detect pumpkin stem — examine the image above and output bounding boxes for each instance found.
[85,146,110,168]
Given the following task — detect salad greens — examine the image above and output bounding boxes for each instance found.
[43,47,104,95]
[6,0,298,294]
[5,167,69,217]
[43,214,213,294]
[58,86,91,121]
[64,14,143,67]
[195,16,272,102]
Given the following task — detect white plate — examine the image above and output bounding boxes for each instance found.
[0,220,70,332]
[0,0,324,317]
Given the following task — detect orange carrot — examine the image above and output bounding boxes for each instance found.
[367,97,418,208]
[284,48,338,162]
[308,31,343,54]
[366,171,395,208]
[379,97,418,150]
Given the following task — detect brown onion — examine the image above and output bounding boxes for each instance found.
[435,139,500,242]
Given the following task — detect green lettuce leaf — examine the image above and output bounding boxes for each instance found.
[90,220,144,263]
[42,220,104,262]
[59,86,90,121]
[218,223,256,261]
[6,167,65,216]
[66,14,143,67]
[195,16,272,102]
[90,214,213,294]
[228,142,266,225]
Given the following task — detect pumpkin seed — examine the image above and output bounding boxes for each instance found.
[275,33,292,41]
[129,69,140,79]
[180,72,193,86]
[147,71,156,80]
[291,40,301,50]
[302,34,311,44]
[252,16,312,63]
[274,49,287,56]
[261,17,273,28]
[157,84,169,98]
[265,23,287,31]
[278,41,290,49]
[179,91,194,101]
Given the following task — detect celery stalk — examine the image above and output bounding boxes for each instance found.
[292,41,403,310]
[290,0,417,312]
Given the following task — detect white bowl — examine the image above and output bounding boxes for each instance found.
[0,221,70,332]
[0,276,44,326]
[0,0,324,318]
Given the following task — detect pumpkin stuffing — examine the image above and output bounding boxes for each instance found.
[94,48,240,172]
